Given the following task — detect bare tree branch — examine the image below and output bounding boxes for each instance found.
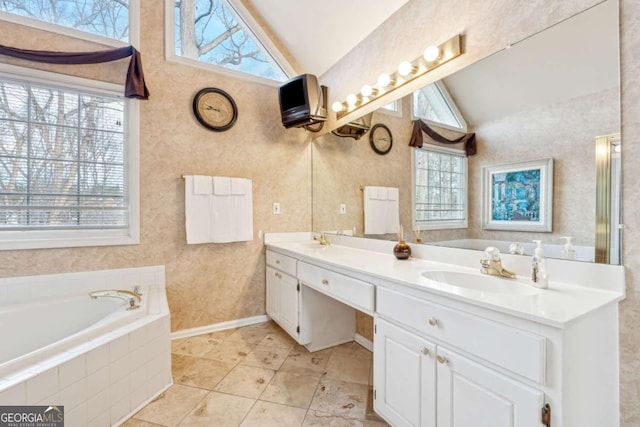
[198,24,241,56]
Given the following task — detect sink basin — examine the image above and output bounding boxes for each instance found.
[421,270,538,296]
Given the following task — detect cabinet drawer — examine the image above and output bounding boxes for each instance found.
[298,262,374,314]
[377,287,546,384]
[266,250,297,276]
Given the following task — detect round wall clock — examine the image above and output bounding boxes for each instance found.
[369,123,393,155]
[193,87,238,131]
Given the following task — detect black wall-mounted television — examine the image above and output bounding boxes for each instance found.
[278,74,327,129]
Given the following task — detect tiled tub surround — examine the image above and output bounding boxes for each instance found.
[265,232,625,426]
[0,266,172,427]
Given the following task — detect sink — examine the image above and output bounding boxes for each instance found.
[421,270,539,296]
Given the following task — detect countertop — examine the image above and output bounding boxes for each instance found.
[266,238,624,328]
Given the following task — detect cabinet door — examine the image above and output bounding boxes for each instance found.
[374,317,436,427]
[437,347,544,427]
[277,272,300,339]
[265,266,281,320]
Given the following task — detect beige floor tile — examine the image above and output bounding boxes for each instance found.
[172,353,236,390]
[225,323,274,345]
[133,384,208,427]
[240,400,307,427]
[259,330,298,349]
[240,345,291,370]
[171,330,237,357]
[325,355,372,385]
[177,391,255,427]
[120,418,166,427]
[364,421,391,427]
[279,346,333,376]
[213,364,276,398]
[331,342,372,361]
[259,371,321,408]
[201,339,255,364]
[303,410,364,427]
[310,379,369,420]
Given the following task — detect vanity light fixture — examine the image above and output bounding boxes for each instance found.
[335,34,462,119]
[332,101,345,113]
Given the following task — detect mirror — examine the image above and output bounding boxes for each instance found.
[312,0,621,264]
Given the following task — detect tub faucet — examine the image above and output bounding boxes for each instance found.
[90,289,142,310]
[480,247,516,278]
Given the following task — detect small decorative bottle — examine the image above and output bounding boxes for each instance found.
[394,225,411,260]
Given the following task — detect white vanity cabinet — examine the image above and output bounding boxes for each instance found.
[265,250,308,344]
[374,317,544,427]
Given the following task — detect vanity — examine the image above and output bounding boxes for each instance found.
[265,232,624,427]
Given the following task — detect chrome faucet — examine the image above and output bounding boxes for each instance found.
[90,289,142,310]
[314,232,331,246]
[480,247,516,278]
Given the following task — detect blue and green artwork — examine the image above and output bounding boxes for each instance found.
[491,168,541,222]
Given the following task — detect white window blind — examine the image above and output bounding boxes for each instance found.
[414,147,467,229]
[0,77,129,231]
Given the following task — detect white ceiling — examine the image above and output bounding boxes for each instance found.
[443,0,618,126]
[246,0,409,77]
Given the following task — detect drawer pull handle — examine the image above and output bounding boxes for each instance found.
[437,355,448,364]
[275,272,282,279]
[428,317,439,326]
[321,279,329,285]
[421,347,430,356]
[276,260,280,264]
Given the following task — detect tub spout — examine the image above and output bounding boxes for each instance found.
[90,290,142,310]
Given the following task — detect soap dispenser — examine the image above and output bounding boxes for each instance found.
[560,236,576,260]
[531,240,548,289]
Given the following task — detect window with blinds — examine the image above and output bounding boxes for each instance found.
[0,77,129,232]
[414,147,468,230]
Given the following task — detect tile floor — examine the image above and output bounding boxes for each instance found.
[122,320,390,427]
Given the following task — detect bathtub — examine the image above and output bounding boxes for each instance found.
[0,266,172,427]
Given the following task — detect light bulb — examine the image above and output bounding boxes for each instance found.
[360,84,376,97]
[423,45,440,62]
[332,101,344,113]
[346,94,358,106]
[377,73,391,87]
[398,61,414,76]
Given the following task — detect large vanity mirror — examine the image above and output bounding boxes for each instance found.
[312,0,621,264]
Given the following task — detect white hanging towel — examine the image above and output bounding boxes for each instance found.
[184,175,253,244]
[185,175,212,244]
[364,186,399,234]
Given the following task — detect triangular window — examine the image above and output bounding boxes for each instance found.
[174,0,289,82]
[412,81,467,131]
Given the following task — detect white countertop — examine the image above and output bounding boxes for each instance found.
[266,237,624,328]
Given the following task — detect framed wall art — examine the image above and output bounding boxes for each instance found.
[481,158,554,232]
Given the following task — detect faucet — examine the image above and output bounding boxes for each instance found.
[313,232,331,246]
[480,247,516,278]
[90,289,142,310]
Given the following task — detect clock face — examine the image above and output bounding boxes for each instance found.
[193,88,238,131]
[370,124,393,155]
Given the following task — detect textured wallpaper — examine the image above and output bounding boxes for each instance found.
[0,4,312,332]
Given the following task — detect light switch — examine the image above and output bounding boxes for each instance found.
[339,204,346,214]
[273,203,281,214]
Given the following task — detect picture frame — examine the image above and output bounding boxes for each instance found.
[481,158,554,232]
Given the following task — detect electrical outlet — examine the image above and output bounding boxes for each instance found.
[272,202,281,214]
[339,204,346,214]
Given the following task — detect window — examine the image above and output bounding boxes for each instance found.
[379,99,402,117]
[413,146,467,230]
[413,81,467,132]
[0,64,139,250]
[170,0,291,83]
[0,0,135,45]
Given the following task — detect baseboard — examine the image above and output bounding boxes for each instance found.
[354,333,373,352]
[170,315,270,340]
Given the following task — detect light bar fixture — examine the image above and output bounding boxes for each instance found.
[334,34,462,119]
